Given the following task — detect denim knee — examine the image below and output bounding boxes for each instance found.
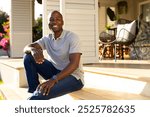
[23,54,34,64]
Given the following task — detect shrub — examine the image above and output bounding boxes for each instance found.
[0,19,9,50]
[33,16,42,42]
[0,10,9,51]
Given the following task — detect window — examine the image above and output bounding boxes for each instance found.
[139,1,150,22]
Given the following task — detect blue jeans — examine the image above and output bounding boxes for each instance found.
[23,54,84,100]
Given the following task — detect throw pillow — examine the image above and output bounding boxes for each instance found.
[116,20,136,42]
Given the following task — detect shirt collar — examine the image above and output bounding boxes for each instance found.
[52,30,65,40]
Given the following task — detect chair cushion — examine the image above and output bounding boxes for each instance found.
[116,20,136,42]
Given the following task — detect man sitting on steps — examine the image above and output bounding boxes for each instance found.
[23,10,84,100]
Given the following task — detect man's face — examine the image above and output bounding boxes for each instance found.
[48,11,64,32]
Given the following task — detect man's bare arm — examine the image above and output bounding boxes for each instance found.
[24,43,42,53]
[38,53,81,95]
[56,53,81,81]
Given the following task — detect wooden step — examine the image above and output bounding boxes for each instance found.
[1,59,150,88]
[1,59,150,100]
[84,71,150,97]
[1,84,150,100]
[0,84,79,100]
[0,58,27,88]
[83,61,150,98]
[84,62,150,83]
[0,84,31,100]
[70,88,150,100]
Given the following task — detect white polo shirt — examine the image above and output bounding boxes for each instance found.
[36,30,84,84]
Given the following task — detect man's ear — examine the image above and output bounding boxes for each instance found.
[48,23,52,30]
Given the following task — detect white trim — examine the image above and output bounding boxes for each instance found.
[95,0,99,63]
[60,0,66,28]
[66,0,95,4]
[10,0,12,57]
[43,0,48,36]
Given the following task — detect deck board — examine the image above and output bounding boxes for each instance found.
[82,88,150,100]
[1,82,150,100]
[84,62,150,83]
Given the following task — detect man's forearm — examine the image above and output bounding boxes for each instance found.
[23,45,34,54]
[23,43,42,54]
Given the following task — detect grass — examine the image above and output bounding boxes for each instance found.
[0,80,3,85]
[0,80,4,100]
[0,94,4,100]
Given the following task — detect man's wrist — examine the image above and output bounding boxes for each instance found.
[51,75,58,83]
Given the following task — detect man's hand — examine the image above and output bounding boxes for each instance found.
[37,79,56,96]
[31,49,44,64]
[24,43,44,64]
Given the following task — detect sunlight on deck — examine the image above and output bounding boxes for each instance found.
[84,72,147,95]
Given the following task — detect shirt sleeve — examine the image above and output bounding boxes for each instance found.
[69,33,82,54]
[36,37,46,50]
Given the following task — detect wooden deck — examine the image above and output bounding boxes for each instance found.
[0,59,150,100]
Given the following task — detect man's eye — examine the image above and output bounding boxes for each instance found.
[50,19,54,22]
[50,18,61,22]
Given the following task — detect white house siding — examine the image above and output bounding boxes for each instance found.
[64,0,99,63]
[43,0,99,63]
[10,0,32,57]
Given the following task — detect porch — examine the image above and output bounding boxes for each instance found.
[0,58,150,100]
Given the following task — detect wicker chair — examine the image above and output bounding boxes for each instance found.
[99,20,139,61]
[99,31,115,60]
